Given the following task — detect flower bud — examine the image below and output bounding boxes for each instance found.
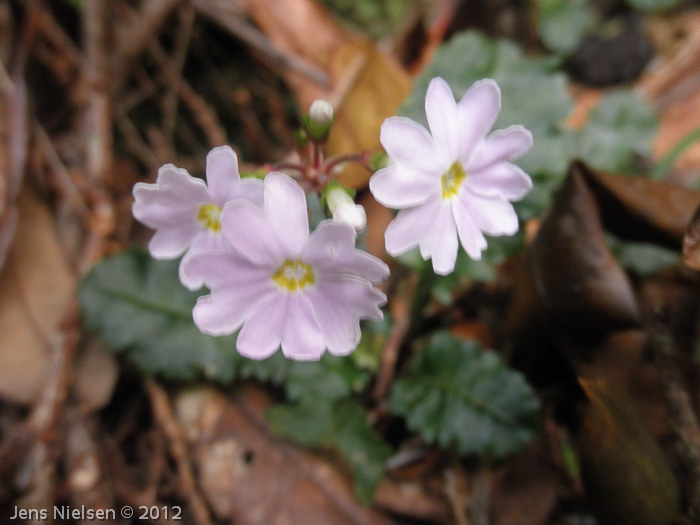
[303,100,335,142]
[309,100,334,126]
[325,184,366,233]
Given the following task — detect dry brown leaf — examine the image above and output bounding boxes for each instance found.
[491,442,566,525]
[577,378,680,525]
[0,189,117,408]
[579,162,700,249]
[175,384,398,525]
[529,163,641,338]
[683,202,700,270]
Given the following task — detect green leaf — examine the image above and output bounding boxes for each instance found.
[624,0,682,12]
[285,354,371,402]
[238,351,292,384]
[79,248,238,382]
[268,397,392,504]
[390,332,540,459]
[537,0,596,55]
[573,89,658,173]
[606,234,679,278]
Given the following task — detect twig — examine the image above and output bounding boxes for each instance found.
[372,271,413,402]
[116,116,160,173]
[33,122,92,222]
[161,5,196,144]
[649,310,700,520]
[114,0,185,78]
[14,301,81,517]
[444,466,470,525]
[176,78,228,147]
[84,0,114,183]
[191,0,328,87]
[64,411,115,517]
[145,379,214,525]
[35,7,81,90]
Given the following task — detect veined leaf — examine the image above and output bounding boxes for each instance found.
[390,332,540,459]
[79,248,238,382]
[573,90,658,174]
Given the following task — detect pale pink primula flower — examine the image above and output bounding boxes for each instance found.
[370,77,533,275]
[184,172,389,361]
[132,146,263,290]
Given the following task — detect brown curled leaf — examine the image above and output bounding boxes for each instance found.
[682,202,700,271]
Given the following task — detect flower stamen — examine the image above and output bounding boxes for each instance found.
[441,161,467,200]
[197,203,222,232]
[272,259,315,292]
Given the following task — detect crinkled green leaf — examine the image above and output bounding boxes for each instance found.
[79,248,238,382]
[606,234,680,278]
[238,351,292,384]
[351,316,391,373]
[268,398,392,504]
[624,0,682,12]
[573,89,658,173]
[537,0,596,55]
[286,355,371,402]
[390,332,540,459]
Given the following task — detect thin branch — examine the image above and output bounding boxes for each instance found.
[113,0,185,78]
[145,379,214,525]
[84,0,114,183]
[191,0,328,87]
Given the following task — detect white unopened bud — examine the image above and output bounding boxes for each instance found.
[309,100,334,126]
[326,186,366,233]
[335,202,366,233]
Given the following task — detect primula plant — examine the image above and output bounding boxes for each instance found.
[80,74,543,501]
[126,75,532,361]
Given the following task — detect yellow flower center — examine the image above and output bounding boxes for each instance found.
[272,260,315,292]
[197,203,222,232]
[441,161,467,199]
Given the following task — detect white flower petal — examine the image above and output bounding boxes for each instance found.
[221,200,284,267]
[308,275,385,356]
[384,198,442,256]
[236,178,265,207]
[179,230,231,290]
[237,292,287,360]
[457,79,501,162]
[155,164,211,203]
[132,199,196,228]
[425,77,460,164]
[451,199,487,260]
[458,190,519,236]
[264,172,309,257]
[380,117,443,176]
[370,164,439,208]
[206,146,243,202]
[418,203,459,275]
[468,125,533,172]
[304,221,389,284]
[147,224,199,259]
[182,248,269,290]
[466,161,532,201]
[280,295,326,361]
[193,282,273,337]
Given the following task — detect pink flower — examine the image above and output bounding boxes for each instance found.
[184,173,389,361]
[132,146,263,289]
[370,77,533,275]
